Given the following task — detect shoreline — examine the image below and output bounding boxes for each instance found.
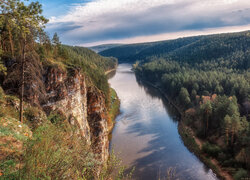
[136,76,233,180]
[105,67,120,135]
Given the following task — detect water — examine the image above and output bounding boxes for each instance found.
[108,64,218,180]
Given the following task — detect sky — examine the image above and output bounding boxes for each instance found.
[37,0,250,46]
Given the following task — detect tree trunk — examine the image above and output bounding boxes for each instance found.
[231,128,234,146]
[19,39,26,123]
[225,128,229,146]
[7,25,14,57]
[206,116,209,136]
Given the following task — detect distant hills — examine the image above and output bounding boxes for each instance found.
[89,44,122,53]
[99,31,250,69]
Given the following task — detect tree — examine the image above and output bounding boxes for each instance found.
[178,87,191,108]
[52,32,61,57]
[200,101,212,136]
[52,32,60,46]
[224,115,232,146]
[1,0,48,122]
[231,114,241,145]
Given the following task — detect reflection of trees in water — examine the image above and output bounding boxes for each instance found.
[135,76,180,122]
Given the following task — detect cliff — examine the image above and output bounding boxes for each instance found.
[41,67,110,162]
[2,64,110,163]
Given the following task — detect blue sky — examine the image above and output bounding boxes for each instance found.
[35,0,250,46]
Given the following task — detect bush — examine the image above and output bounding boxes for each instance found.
[221,158,236,167]
[233,169,248,180]
[202,142,221,158]
[48,110,66,124]
[24,106,47,129]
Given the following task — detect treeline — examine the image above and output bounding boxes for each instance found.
[132,33,250,178]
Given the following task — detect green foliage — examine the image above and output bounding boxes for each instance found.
[0,61,7,75]
[108,88,120,122]
[202,142,221,158]
[178,87,191,108]
[52,32,61,46]
[48,111,66,124]
[233,169,248,180]
[53,45,117,102]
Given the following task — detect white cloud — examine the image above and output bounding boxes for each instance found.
[46,0,250,45]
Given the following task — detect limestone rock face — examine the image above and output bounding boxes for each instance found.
[87,86,109,162]
[41,67,109,161]
[42,67,90,141]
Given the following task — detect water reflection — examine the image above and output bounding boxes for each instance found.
[136,78,180,122]
[109,64,217,180]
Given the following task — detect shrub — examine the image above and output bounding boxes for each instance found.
[233,169,248,180]
[221,158,236,167]
[24,106,47,129]
[48,110,66,124]
[202,142,221,158]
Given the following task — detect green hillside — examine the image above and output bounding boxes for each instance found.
[100,31,250,70]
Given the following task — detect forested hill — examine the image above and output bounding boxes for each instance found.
[132,31,250,178]
[100,31,250,69]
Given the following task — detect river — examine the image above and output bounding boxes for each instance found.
[108,64,218,180]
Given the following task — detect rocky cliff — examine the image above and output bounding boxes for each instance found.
[3,65,110,162]
[42,67,109,162]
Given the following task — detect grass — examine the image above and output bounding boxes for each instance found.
[0,117,32,179]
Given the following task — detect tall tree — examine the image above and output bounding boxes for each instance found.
[1,0,48,122]
[200,101,212,137]
[224,115,232,146]
[52,32,60,46]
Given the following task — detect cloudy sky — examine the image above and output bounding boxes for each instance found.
[38,0,250,46]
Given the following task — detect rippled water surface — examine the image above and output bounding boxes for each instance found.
[108,64,218,180]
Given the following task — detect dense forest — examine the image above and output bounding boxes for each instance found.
[102,31,250,179]
[0,0,126,179]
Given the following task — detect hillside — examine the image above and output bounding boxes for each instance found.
[131,31,250,179]
[100,31,250,69]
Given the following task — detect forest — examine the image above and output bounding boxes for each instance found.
[132,33,250,179]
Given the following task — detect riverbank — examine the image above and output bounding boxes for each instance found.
[136,77,233,180]
[107,88,120,133]
[105,67,120,134]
